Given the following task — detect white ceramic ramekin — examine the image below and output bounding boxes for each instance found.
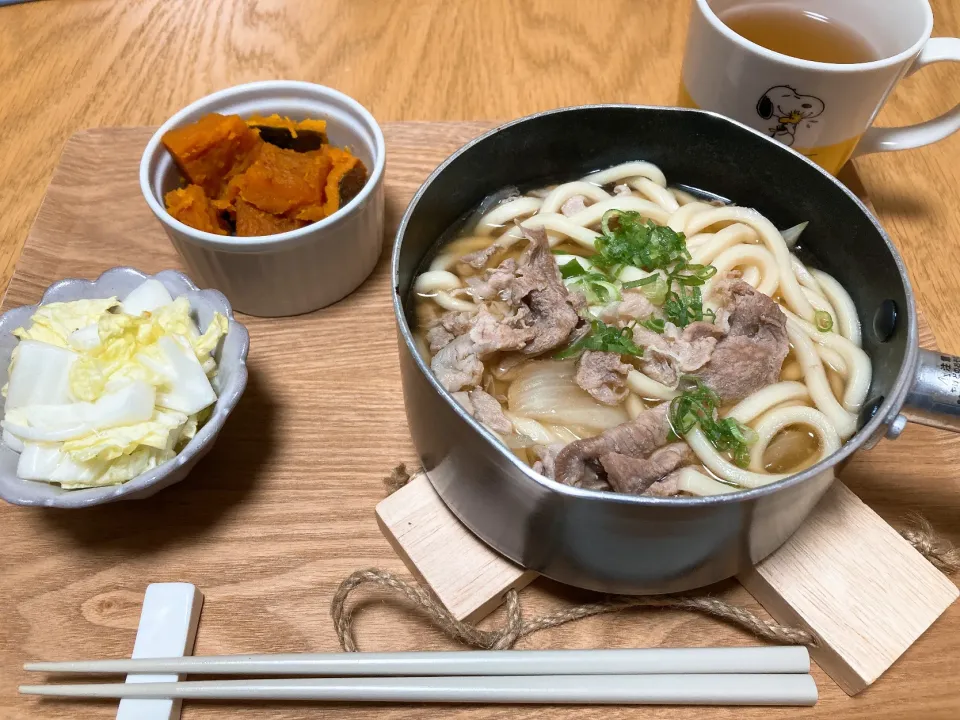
[140,81,386,317]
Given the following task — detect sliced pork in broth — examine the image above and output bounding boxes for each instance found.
[412,161,871,497]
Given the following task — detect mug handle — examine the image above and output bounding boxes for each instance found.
[853,37,960,156]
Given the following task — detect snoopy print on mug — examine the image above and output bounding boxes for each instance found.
[756,86,825,147]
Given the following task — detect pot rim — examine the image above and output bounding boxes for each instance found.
[392,104,919,508]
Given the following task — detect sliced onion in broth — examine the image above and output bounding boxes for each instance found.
[507,360,628,432]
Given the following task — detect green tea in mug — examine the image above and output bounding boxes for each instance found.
[720,5,879,64]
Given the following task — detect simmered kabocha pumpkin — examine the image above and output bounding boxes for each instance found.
[234,143,332,217]
[245,114,329,152]
[323,147,368,218]
[235,199,307,237]
[161,112,368,237]
[164,185,229,235]
[161,114,262,198]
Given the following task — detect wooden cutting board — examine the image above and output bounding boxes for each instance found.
[1,123,959,720]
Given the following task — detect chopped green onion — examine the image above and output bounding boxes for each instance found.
[670,262,717,287]
[588,279,621,304]
[658,261,719,328]
[593,211,690,272]
[586,209,719,328]
[623,272,670,305]
[642,276,669,305]
[559,260,621,305]
[555,319,643,360]
[564,272,621,305]
[640,317,666,333]
[664,284,709,327]
[623,274,660,288]
[814,310,833,332]
[600,209,619,238]
[669,379,757,467]
[559,260,588,279]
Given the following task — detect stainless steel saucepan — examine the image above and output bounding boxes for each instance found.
[391,106,960,595]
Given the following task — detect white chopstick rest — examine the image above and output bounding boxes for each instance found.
[20,674,818,706]
[116,583,203,720]
[25,646,810,676]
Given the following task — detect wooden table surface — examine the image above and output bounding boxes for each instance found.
[1,1,959,718]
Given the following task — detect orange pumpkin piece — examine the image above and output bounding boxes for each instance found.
[246,114,328,152]
[235,199,306,237]
[235,143,332,216]
[162,114,262,197]
[164,185,228,235]
[294,204,326,223]
[320,147,368,218]
[212,174,244,215]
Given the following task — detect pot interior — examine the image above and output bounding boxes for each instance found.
[396,105,913,458]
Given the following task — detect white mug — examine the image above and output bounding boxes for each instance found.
[680,0,960,174]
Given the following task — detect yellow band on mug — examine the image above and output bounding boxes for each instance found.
[678,85,860,175]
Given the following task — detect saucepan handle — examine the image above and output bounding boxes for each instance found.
[901,349,960,433]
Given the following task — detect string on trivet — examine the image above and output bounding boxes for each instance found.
[330,568,815,653]
[342,464,959,654]
[900,512,960,573]
[383,463,414,495]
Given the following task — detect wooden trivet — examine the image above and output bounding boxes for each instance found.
[378,470,956,696]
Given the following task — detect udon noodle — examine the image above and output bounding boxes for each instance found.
[412,161,870,497]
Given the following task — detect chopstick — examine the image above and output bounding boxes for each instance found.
[24,647,810,676]
[19,674,818,706]
[22,649,817,706]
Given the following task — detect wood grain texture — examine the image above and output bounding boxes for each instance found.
[0,122,958,720]
[377,473,536,623]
